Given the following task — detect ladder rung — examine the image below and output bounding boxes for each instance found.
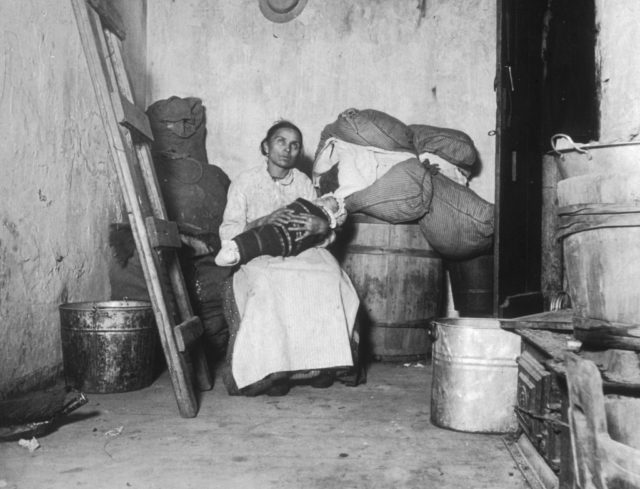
[145,217,182,249]
[120,96,154,142]
[88,0,126,40]
[174,316,204,352]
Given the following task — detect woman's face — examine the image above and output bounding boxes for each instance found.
[264,127,302,170]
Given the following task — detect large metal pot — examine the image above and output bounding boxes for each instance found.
[59,300,157,393]
[550,133,640,180]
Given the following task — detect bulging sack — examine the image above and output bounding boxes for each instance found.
[419,174,494,259]
[409,124,478,175]
[315,108,415,157]
[154,155,230,234]
[147,96,208,164]
[147,96,230,235]
[345,158,433,223]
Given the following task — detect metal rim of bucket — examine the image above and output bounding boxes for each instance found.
[59,300,152,312]
[549,133,640,157]
[431,317,501,329]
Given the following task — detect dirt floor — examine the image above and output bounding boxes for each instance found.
[0,362,530,489]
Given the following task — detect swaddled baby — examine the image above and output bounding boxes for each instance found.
[215,194,347,267]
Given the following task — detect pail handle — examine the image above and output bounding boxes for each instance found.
[549,291,572,311]
[550,134,591,160]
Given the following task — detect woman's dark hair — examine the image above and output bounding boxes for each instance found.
[260,120,304,156]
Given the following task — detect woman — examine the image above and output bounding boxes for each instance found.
[219,120,362,396]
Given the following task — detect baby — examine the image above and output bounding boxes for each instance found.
[215,194,347,267]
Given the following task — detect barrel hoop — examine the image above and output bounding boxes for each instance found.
[61,328,152,333]
[350,213,419,225]
[370,319,430,329]
[558,203,640,216]
[344,244,440,258]
[556,206,640,240]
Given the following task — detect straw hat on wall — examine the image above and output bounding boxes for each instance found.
[259,0,309,23]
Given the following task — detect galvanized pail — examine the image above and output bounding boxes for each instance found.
[59,301,157,393]
[430,318,521,433]
[550,133,640,180]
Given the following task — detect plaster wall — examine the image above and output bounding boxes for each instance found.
[113,0,147,108]
[0,1,146,393]
[596,0,640,142]
[147,0,497,202]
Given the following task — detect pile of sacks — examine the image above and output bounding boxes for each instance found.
[312,108,494,260]
[109,96,232,361]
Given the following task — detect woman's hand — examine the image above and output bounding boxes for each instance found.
[262,208,297,227]
[179,234,216,256]
[287,213,330,241]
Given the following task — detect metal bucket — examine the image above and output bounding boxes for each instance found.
[430,318,521,433]
[550,133,640,180]
[59,301,157,393]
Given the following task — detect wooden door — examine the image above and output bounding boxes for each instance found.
[495,0,598,317]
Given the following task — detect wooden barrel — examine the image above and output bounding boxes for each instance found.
[446,254,494,317]
[333,214,444,362]
[557,173,640,350]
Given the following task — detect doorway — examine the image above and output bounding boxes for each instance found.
[494,0,598,318]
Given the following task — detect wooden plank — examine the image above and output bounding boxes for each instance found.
[144,217,181,249]
[573,316,640,352]
[513,329,575,362]
[174,317,204,352]
[541,155,563,310]
[500,309,573,332]
[87,0,126,40]
[505,434,558,489]
[120,95,154,142]
[564,353,640,489]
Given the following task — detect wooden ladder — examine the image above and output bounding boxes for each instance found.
[564,353,640,488]
[71,0,211,417]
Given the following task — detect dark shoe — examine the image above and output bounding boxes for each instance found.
[310,373,334,389]
[265,381,290,397]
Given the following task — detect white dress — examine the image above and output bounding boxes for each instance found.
[219,165,359,390]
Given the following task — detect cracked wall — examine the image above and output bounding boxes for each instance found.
[0,1,133,394]
[595,0,640,142]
